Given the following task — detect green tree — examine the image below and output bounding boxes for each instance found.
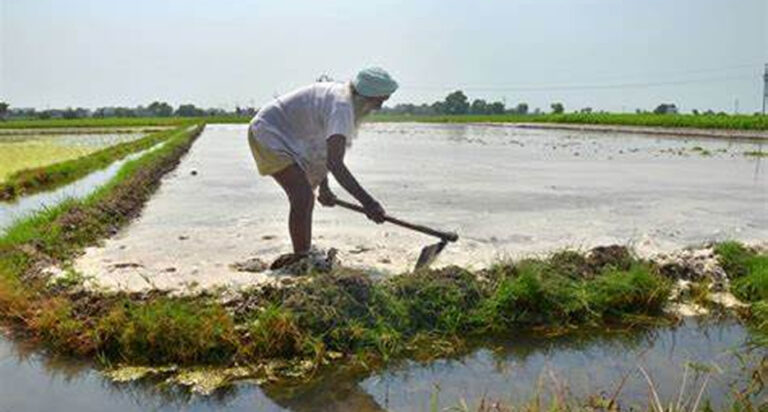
[550,102,564,114]
[488,101,505,114]
[653,103,678,115]
[444,90,470,115]
[0,102,8,120]
[515,103,529,115]
[470,99,488,115]
[431,101,446,115]
[175,104,205,117]
[148,101,174,117]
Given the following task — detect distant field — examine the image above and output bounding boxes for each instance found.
[0,133,145,182]
[0,117,196,129]
[3,113,766,131]
[369,113,768,130]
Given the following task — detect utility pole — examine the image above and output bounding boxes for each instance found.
[763,63,768,115]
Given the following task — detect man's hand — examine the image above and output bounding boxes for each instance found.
[318,188,337,207]
[363,200,386,223]
[318,178,337,207]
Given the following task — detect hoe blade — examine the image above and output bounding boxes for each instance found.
[414,240,448,270]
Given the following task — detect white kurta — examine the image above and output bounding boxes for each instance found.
[249,82,357,187]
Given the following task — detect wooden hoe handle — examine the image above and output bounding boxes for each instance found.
[334,199,459,242]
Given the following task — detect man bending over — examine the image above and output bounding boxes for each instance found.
[247,67,398,269]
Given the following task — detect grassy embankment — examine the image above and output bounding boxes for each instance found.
[369,113,768,130]
[0,126,197,201]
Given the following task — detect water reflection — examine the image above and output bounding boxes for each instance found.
[0,318,763,411]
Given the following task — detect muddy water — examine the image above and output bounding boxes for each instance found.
[72,123,767,293]
[0,143,165,235]
[0,319,763,411]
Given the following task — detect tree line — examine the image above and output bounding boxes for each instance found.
[0,94,754,121]
[0,101,257,121]
[378,90,559,116]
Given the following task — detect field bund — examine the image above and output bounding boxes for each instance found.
[65,123,767,294]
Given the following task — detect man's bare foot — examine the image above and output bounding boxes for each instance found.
[269,248,339,274]
[269,252,308,270]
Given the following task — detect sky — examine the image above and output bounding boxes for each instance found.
[1,0,767,113]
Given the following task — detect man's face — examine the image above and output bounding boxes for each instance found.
[362,95,389,114]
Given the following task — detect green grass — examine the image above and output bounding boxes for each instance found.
[744,150,767,157]
[714,242,768,302]
[0,142,100,182]
[714,241,768,345]
[95,298,238,364]
[0,133,147,182]
[368,113,768,130]
[0,126,193,200]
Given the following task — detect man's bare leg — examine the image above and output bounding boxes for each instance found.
[271,164,314,256]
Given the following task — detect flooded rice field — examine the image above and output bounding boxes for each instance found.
[69,123,766,293]
[0,131,146,182]
[0,319,763,411]
[1,123,766,411]
[0,143,164,235]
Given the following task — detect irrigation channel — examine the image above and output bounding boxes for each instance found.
[0,318,763,410]
[0,123,765,410]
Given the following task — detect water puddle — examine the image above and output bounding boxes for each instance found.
[0,318,763,411]
[0,142,166,235]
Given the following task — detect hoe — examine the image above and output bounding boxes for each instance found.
[335,199,459,270]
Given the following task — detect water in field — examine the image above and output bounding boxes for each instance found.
[0,132,146,182]
[0,142,163,235]
[71,123,767,293]
[0,319,763,411]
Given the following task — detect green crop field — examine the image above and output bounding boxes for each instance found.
[0,133,145,182]
[369,113,768,130]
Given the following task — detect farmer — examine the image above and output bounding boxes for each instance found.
[247,67,398,269]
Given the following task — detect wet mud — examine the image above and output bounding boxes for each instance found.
[61,123,766,294]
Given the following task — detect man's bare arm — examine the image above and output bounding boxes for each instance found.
[326,134,385,222]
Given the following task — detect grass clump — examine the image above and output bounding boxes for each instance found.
[743,150,767,157]
[476,254,668,332]
[715,242,768,302]
[96,299,238,364]
[243,305,305,359]
[589,264,670,316]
